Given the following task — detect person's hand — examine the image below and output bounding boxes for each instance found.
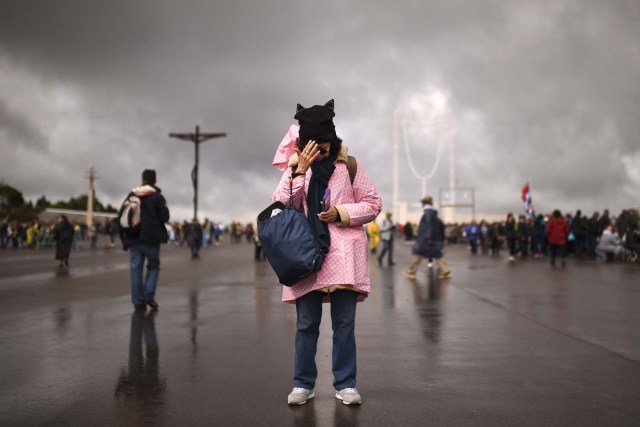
[294,140,320,174]
[318,206,338,223]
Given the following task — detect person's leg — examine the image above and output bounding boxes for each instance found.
[388,239,394,265]
[294,291,324,390]
[470,240,477,254]
[129,245,145,307]
[406,255,423,274]
[330,290,358,390]
[377,241,388,265]
[141,243,160,303]
[587,235,596,256]
[559,244,566,266]
[549,244,557,265]
[508,238,516,257]
[436,257,452,277]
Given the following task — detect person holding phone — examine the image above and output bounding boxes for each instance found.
[270,99,382,406]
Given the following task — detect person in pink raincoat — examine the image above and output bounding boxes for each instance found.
[271,100,382,406]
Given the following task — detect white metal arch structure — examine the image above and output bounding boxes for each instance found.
[400,114,445,196]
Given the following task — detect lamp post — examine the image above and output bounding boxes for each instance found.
[169,126,226,220]
[85,166,98,246]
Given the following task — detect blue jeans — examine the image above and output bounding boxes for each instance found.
[378,239,394,264]
[190,243,200,258]
[294,290,358,390]
[129,242,160,306]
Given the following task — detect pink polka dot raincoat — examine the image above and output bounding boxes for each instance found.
[271,125,382,303]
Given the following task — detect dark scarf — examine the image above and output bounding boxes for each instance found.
[307,154,336,253]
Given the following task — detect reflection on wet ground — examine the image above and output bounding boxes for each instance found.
[411,272,445,344]
[0,244,639,425]
[115,311,166,425]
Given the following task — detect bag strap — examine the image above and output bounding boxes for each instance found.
[346,156,357,185]
[288,178,294,208]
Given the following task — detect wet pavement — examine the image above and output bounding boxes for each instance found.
[0,242,639,426]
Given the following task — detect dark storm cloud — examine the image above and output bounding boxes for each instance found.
[0,98,46,150]
[1,0,638,220]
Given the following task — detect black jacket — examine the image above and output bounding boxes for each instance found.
[505,220,517,239]
[411,207,444,258]
[187,223,203,247]
[571,214,588,236]
[119,185,170,247]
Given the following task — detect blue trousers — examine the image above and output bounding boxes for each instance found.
[129,242,160,306]
[294,290,358,390]
[378,239,394,264]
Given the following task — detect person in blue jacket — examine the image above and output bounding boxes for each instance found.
[403,196,452,279]
[466,220,480,255]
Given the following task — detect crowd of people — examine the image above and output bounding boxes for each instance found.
[0,218,260,252]
[4,209,639,268]
[426,208,639,265]
[0,219,101,249]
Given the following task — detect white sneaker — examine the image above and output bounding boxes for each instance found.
[287,387,314,405]
[335,388,362,405]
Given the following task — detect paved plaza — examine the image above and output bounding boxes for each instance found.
[0,241,639,426]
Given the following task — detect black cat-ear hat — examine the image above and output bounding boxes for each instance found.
[294,99,336,143]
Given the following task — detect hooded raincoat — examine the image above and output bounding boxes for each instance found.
[271,125,382,303]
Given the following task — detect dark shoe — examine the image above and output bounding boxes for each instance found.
[389,261,396,266]
[377,257,382,266]
[146,300,159,311]
[64,259,69,267]
[134,304,147,312]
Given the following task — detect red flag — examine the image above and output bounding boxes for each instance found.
[521,182,529,202]
[521,182,533,214]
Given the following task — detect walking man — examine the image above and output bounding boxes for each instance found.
[119,169,170,312]
[187,217,203,259]
[377,212,396,266]
[403,196,452,279]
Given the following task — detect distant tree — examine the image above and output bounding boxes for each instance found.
[8,205,39,222]
[0,182,25,216]
[52,193,116,212]
[104,204,118,213]
[35,196,51,211]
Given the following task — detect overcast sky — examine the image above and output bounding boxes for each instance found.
[1,0,639,221]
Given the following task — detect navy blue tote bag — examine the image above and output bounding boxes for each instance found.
[257,200,325,286]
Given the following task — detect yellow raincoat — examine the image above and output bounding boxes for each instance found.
[367,221,380,252]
